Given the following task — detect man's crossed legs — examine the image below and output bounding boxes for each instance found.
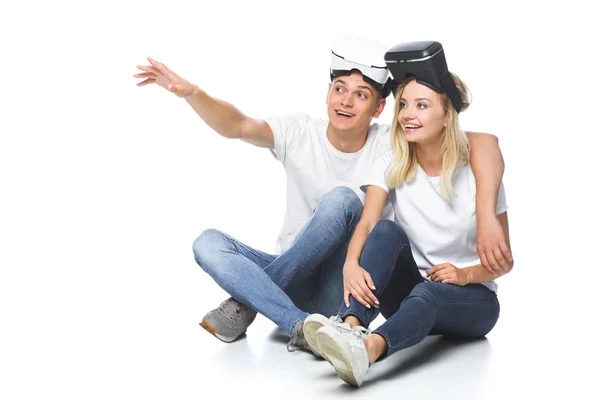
[192,187,363,348]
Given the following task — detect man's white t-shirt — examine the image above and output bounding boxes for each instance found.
[266,113,393,254]
[363,152,508,293]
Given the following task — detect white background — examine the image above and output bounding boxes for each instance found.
[1,0,598,398]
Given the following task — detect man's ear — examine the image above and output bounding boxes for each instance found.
[326,83,332,105]
[372,98,386,118]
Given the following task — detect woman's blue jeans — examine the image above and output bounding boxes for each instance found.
[339,220,500,360]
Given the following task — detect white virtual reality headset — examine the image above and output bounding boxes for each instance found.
[330,34,393,98]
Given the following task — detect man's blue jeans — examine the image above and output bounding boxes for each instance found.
[192,187,362,336]
[339,220,500,360]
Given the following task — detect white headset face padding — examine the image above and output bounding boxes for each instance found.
[330,35,391,96]
[330,54,389,86]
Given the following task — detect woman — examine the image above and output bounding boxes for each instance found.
[303,66,513,387]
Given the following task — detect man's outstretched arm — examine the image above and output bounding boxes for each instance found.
[135,57,274,148]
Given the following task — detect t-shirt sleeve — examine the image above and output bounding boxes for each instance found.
[496,181,508,215]
[361,152,394,194]
[265,113,310,164]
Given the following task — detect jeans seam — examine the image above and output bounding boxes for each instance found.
[384,294,438,356]
[266,275,306,335]
[221,233,304,335]
[297,190,361,309]
[279,222,341,289]
[438,297,499,306]
[306,267,318,313]
[379,243,410,298]
[373,331,393,360]
[306,206,360,314]
[383,295,498,356]
[228,237,276,264]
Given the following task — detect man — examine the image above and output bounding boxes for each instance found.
[134,35,510,351]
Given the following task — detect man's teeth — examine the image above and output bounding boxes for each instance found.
[337,111,353,117]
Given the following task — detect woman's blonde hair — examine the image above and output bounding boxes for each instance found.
[386,74,471,199]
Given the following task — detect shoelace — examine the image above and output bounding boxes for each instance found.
[348,326,370,347]
[287,323,310,352]
[216,298,241,322]
[329,315,354,334]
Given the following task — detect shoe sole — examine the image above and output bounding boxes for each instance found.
[317,330,360,387]
[199,321,242,343]
[303,320,324,357]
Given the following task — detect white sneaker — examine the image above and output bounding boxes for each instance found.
[303,314,351,358]
[316,325,370,387]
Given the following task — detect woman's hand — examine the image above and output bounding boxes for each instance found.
[343,260,379,308]
[427,262,469,286]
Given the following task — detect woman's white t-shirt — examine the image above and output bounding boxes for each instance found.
[363,152,508,292]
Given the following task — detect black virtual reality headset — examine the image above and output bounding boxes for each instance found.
[384,41,463,112]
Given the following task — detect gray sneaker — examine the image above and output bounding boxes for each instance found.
[200,298,257,343]
[287,321,320,356]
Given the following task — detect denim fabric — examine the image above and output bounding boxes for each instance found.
[338,220,499,360]
[193,186,362,336]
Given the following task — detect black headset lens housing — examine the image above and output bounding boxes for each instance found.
[385,41,463,113]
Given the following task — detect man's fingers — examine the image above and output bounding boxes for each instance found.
[136,78,154,87]
[137,65,162,76]
[485,250,501,276]
[478,246,491,272]
[500,242,513,263]
[147,57,177,81]
[134,72,157,79]
[344,290,350,307]
[492,246,508,270]
[147,56,164,70]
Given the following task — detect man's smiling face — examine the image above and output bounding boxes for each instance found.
[326,71,385,134]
